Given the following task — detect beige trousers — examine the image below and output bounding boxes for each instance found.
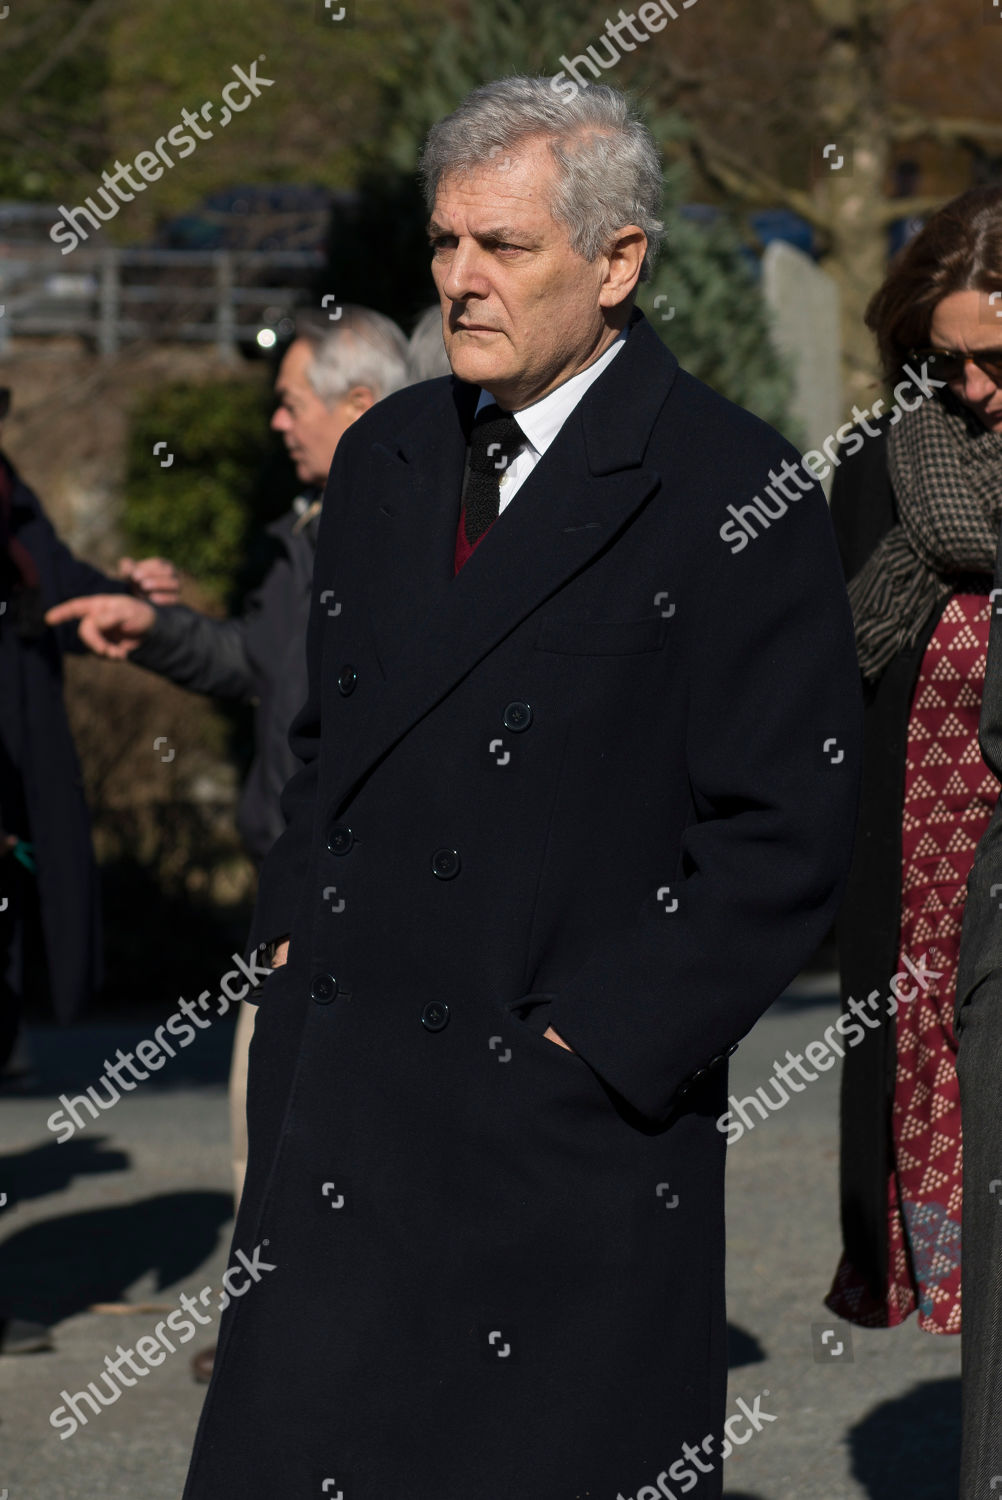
[228,998,258,1207]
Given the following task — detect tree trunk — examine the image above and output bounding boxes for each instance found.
[811,0,893,408]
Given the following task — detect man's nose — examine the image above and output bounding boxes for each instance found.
[441,242,492,303]
[271,407,290,433]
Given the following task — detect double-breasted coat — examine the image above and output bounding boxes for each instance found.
[183,311,862,1500]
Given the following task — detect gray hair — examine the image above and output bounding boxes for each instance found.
[293,305,411,404]
[407,305,453,382]
[418,75,664,282]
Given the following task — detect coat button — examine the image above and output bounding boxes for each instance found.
[328,824,354,855]
[421,1000,450,1031]
[337,665,357,696]
[431,848,461,879]
[311,973,338,1004]
[503,700,533,732]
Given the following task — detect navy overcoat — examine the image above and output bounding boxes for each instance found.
[184,312,862,1500]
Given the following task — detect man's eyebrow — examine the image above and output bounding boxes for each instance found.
[426,219,539,246]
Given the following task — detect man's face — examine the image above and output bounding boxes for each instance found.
[429,135,625,411]
[271,338,370,486]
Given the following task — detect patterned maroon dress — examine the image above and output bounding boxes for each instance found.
[827,592,999,1333]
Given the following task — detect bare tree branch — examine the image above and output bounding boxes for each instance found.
[16,0,117,101]
[889,111,1002,147]
[686,131,830,231]
[872,193,954,227]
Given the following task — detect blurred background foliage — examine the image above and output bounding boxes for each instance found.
[122,375,296,609]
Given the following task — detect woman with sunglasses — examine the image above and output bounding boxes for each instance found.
[825,187,1002,1371]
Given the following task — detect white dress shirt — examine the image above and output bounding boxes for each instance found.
[474,326,628,514]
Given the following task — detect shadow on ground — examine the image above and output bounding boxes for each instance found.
[848,1376,961,1499]
[0,1188,233,1324]
[728,1321,767,1369]
[0,1133,129,1211]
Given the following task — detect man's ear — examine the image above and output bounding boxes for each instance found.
[598,225,647,309]
[346,384,377,418]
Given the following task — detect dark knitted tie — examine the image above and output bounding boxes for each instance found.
[462,403,524,546]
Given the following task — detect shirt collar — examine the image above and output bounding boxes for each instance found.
[474,325,628,458]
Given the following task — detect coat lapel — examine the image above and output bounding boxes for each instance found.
[328,312,679,815]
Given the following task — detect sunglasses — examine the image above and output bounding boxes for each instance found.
[910,348,1002,384]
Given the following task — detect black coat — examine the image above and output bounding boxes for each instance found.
[183,312,862,1500]
[0,462,127,1022]
[130,500,320,864]
[828,427,984,1299]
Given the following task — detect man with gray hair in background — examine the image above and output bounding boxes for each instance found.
[178,78,860,1498]
[50,302,411,865]
[408,303,453,381]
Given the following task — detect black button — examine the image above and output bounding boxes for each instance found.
[503,701,533,732]
[421,1000,450,1032]
[337,665,357,696]
[328,824,354,855]
[692,1067,709,1083]
[725,1042,738,1057]
[311,973,338,1004]
[431,848,460,879]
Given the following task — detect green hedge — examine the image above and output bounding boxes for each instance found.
[123,375,297,608]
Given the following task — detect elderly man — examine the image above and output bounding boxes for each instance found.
[179,79,861,1499]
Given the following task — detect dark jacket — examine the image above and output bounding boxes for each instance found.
[954,530,1002,1497]
[0,460,128,1022]
[182,312,862,1500]
[130,498,320,864]
[829,424,985,1299]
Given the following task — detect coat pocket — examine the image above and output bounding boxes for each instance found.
[533,615,668,656]
[495,992,592,1069]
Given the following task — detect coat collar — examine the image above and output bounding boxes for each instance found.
[327,309,679,815]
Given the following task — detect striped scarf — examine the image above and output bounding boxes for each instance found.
[847,392,1002,683]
